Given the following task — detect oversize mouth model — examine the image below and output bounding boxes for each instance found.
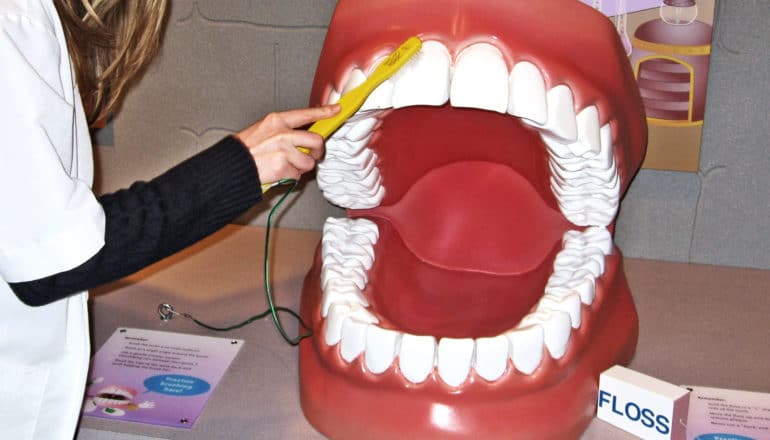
[299,1,646,439]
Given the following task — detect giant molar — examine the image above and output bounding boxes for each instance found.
[300,1,646,439]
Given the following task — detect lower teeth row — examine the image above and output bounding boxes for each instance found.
[319,217,613,386]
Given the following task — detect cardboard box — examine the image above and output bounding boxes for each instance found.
[597,365,690,440]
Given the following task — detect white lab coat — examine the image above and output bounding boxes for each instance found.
[0,0,106,438]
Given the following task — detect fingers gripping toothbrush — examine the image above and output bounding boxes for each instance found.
[261,36,423,193]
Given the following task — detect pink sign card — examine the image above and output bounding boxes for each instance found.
[83,328,243,428]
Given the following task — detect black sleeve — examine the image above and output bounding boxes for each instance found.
[10,135,262,306]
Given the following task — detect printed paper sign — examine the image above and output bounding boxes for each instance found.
[685,386,770,440]
[83,328,243,428]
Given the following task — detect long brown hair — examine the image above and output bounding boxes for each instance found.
[53,0,169,123]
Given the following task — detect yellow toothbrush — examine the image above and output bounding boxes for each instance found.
[261,36,423,193]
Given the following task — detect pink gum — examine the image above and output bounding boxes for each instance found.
[299,246,638,440]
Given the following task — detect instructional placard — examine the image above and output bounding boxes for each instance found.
[685,386,770,440]
[83,327,243,428]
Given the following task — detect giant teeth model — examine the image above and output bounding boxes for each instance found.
[299,1,647,439]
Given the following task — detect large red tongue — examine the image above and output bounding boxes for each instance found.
[348,106,572,337]
[356,160,570,275]
[353,161,570,337]
[360,217,563,338]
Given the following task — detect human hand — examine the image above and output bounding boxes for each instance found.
[235,104,340,184]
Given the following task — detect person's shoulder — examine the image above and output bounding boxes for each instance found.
[0,0,61,51]
[0,0,59,36]
[0,0,67,97]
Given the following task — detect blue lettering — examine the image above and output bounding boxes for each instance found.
[641,408,655,428]
[611,395,624,416]
[625,402,641,421]
[598,390,611,408]
[600,391,673,435]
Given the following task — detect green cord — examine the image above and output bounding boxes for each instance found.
[262,178,313,345]
[183,306,305,333]
[161,178,312,345]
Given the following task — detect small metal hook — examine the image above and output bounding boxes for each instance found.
[158,303,176,321]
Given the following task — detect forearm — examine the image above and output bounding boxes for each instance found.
[10,136,261,306]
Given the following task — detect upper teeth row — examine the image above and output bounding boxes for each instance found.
[319,40,621,226]
[319,217,612,387]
